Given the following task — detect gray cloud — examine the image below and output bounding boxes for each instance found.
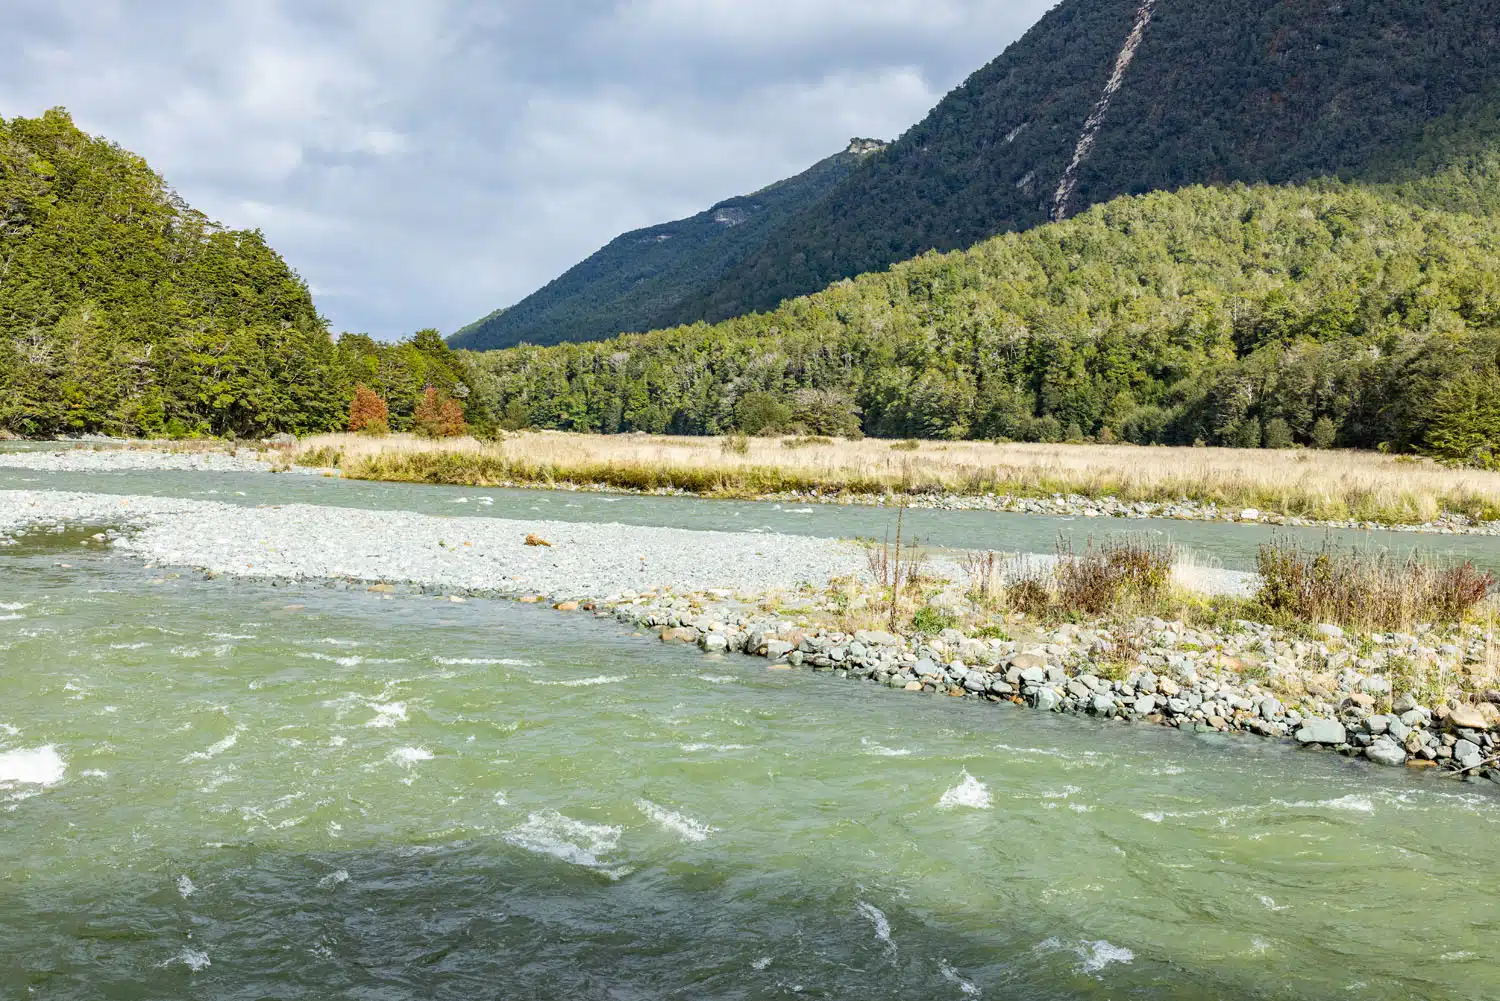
[1,1,1055,338]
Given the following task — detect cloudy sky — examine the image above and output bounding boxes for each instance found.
[2,1,1055,339]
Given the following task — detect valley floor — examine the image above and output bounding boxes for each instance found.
[292,431,1500,533]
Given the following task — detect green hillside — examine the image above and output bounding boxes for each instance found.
[448,142,884,351]
[682,0,1500,322]
[465,156,1500,464]
[0,109,493,439]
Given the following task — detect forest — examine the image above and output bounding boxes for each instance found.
[464,156,1500,466]
[0,109,494,439]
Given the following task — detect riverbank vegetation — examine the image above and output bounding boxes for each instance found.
[291,431,1500,526]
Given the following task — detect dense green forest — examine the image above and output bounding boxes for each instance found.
[464,0,1500,337]
[448,142,884,351]
[464,157,1500,464]
[0,109,493,438]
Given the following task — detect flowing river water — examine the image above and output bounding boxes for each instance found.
[3,466,1499,999]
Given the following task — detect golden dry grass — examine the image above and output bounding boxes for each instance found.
[292,431,1500,526]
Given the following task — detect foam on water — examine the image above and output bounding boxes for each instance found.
[502,810,633,879]
[0,745,67,786]
[0,722,19,737]
[535,675,628,687]
[679,743,750,752]
[366,702,408,728]
[0,613,23,622]
[388,747,433,766]
[937,771,992,810]
[635,798,716,842]
[109,642,150,650]
[433,656,532,666]
[160,948,211,972]
[697,674,738,684]
[939,959,981,996]
[181,729,241,763]
[0,601,29,610]
[751,956,773,970]
[855,900,896,955]
[1077,940,1135,973]
[176,875,196,898]
[317,869,350,888]
[861,738,912,757]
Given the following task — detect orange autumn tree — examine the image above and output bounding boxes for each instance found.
[412,386,467,438]
[347,384,390,435]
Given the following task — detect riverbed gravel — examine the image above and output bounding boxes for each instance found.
[0,489,867,598]
[0,448,277,474]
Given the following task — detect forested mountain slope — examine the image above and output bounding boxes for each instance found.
[465,156,1500,463]
[449,141,884,351]
[684,0,1500,322]
[0,109,492,438]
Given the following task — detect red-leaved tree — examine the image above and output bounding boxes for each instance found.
[413,386,467,438]
[348,384,390,435]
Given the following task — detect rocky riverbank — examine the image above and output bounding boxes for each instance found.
[2,484,1496,785]
[578,590,1500,784]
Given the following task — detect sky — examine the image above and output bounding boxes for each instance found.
[1,1,1056,339]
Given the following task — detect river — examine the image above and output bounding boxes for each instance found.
[2,469,1498,999]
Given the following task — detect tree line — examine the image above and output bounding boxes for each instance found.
[0,109,494,439]
[464,162,1500,465]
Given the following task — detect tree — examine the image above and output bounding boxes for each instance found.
[413,386,467,438]
[1425,369,1500,467]
[348,384,389,435]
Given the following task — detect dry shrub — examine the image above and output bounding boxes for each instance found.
[1256,536,1496,630]
[960,549,1003,603]
[783,436,834,449]
[721,433,750,456]
[865,504,928,631]
[1054,536,1176,615]
[1004,565,1053,618]
[348,385,390,435]
[413,387,467,438]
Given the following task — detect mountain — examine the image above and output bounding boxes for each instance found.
[447,140,887,351]
[464,155,1500,460]
[675,0,1500,322]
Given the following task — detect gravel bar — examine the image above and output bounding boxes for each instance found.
[0,489,867,598]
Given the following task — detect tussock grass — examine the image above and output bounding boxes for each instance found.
[292,431,1500,526]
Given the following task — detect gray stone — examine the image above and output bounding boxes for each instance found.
[1166,698,1190,715]
[764,640,795,660]
[1260,697,1284,720]
[1455,739,1484,768]
[1399,710,1425,728]
[1091,694,1116,715]
[1387,719,1411,743]
[1031,688,1060,712]
[701,632,729,653]
[1365,715,1389,736]
[1067,680,1092,701]
[963,677,988,693]
[1392,693,1419,715]
[988,680,1015,696]
[1296,719,1349,745]
[1316,623,1345,641]
[1134,695,1157,715]
[1019,666,1046,684]
[1364,737,1407,767]
[1009,653,1047,672]
[854,630,900,648]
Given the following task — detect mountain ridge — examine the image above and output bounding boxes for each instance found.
[448,139,887,351]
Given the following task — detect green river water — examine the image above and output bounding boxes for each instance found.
[2,470,1499,999]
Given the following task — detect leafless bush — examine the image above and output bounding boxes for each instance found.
[1256,536,1496,630]
[865,504,929,631]
[1054,536,1176,615]
[960,549,1003,603]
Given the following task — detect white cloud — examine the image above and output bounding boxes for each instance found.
[0,0,1055,338]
